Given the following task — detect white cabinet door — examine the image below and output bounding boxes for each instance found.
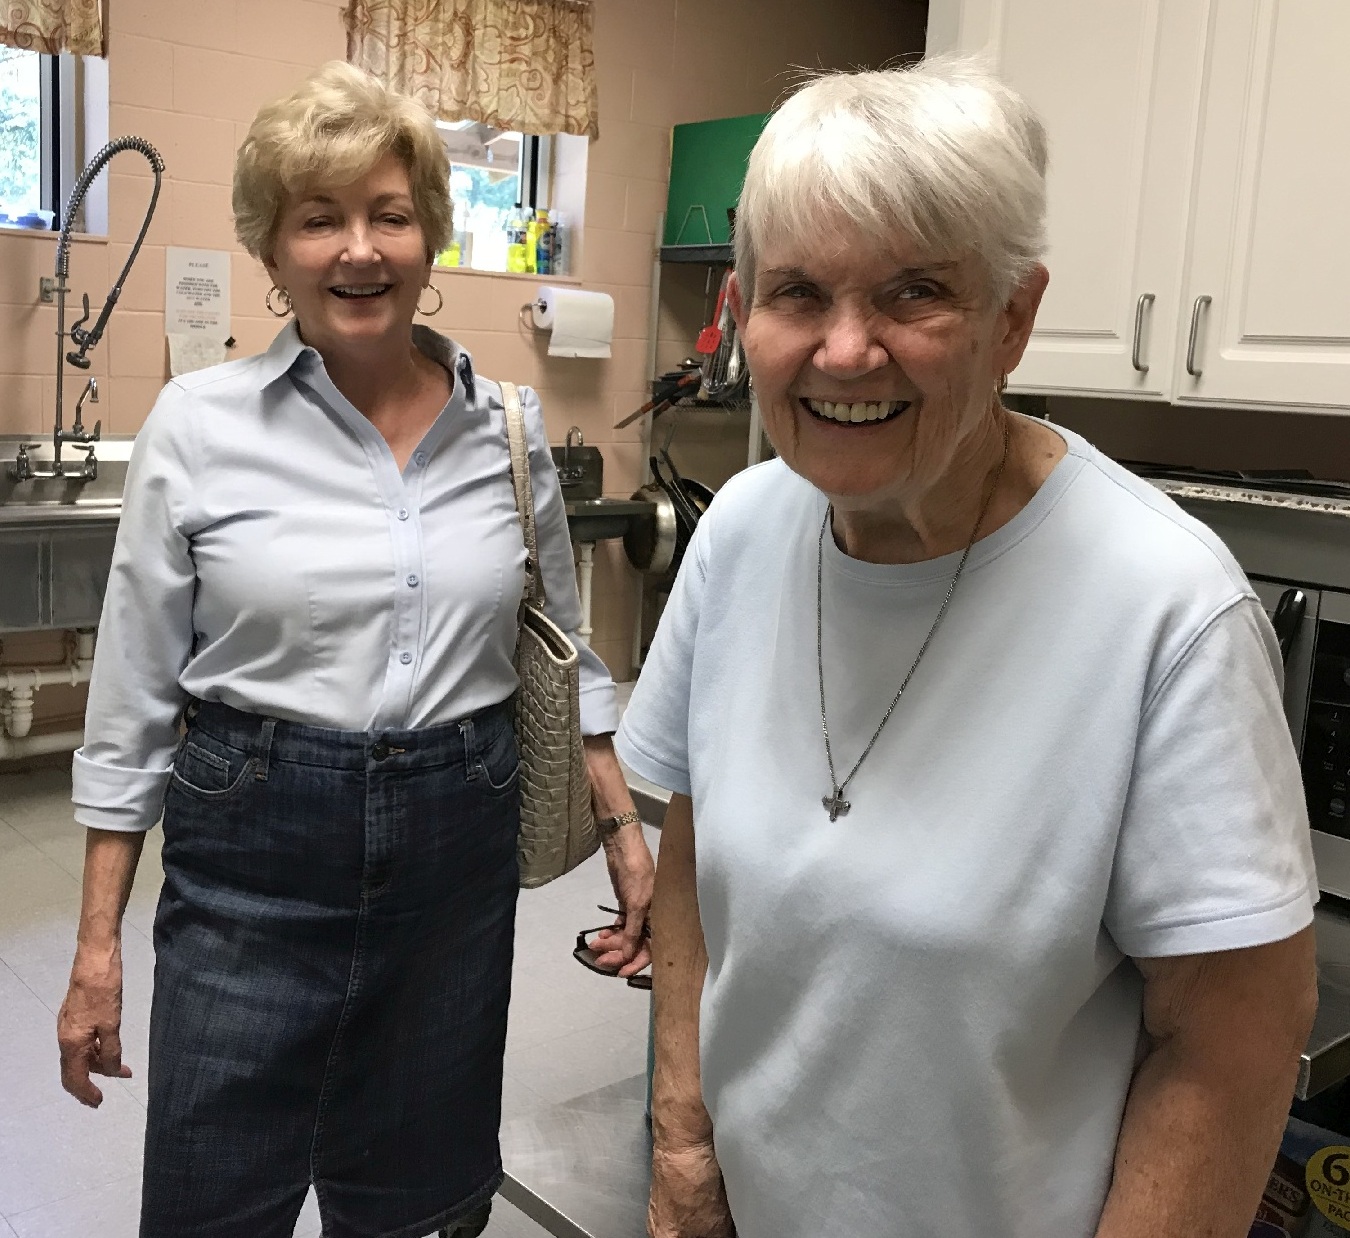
[1177,0,1350,407]
[928,0,1207,398]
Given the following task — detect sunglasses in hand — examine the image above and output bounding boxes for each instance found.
[573,905,652,990]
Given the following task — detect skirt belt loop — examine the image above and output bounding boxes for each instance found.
[459,718,479,781]
[255,716,278,781]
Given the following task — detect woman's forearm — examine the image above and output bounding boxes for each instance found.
[75,829,146,957]
[583,732,639,821]
[650,793,714,1149]
[582,734,654,972]
[1096,938,1316,1238]
[1095,1040,1293,1237]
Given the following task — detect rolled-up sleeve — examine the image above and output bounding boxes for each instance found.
[520,385,618,735]
[71,384,198,831]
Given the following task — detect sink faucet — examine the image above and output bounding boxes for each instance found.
[9,136,164,483]
[559,426,586,483]
[73,377,98,434]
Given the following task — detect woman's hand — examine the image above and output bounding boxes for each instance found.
[593,822,655,975]
[583,733,655,976]
[649,1142,735,1237]
[58,943,132,1107]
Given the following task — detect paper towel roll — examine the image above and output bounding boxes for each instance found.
[532,286,614,359]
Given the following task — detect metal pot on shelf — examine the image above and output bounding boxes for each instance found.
[623,452,713,583]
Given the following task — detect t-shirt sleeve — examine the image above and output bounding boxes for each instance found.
[1104,596,1318,957]
[613,510,712,797]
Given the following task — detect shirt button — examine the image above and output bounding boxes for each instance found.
[407,574,419,587]
[397,508,409,521]
[413,452,427,467]
[399,652,413,665]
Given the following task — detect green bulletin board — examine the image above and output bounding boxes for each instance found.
[663,112,771,248]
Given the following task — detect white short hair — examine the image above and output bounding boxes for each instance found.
[735,56,1048,303]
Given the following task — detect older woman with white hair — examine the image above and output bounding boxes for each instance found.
[617,57,1318,1238]
[54,61,653,1238]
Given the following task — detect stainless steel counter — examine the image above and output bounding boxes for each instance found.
[0,502,120,527]
[1304,901,1350,1098]
[498,903,1350,1238]
[499,1074,650,1238]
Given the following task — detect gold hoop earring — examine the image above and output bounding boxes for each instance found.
[266,286,292,317]
[417,283,443,317]
[998,373,1009,395]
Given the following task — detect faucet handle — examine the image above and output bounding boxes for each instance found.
[68,423,101,447]
[72,441,99,479]
[9,443,41,482]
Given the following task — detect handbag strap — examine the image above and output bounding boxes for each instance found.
[502,381,546,609]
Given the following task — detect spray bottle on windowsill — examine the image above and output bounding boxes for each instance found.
[506,211,529,274]
[546,212,565,276]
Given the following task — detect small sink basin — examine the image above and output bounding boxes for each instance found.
[564,497,655,543]
[0,457,127,525]
[551,444,604,501]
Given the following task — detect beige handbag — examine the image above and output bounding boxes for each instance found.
[501,382,600,888]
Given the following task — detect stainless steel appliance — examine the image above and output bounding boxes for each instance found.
[1131,466,1350,901]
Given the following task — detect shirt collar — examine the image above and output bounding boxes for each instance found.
[256,320,477,404]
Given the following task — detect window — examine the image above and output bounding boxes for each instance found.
[438,120,553,273]
[0,46,96,231]
[0,46,51,224]
[0,49,104,232]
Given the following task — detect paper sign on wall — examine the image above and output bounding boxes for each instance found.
[165,247,231,340]
[166,247,231,376]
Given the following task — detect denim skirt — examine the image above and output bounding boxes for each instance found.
[140,699,521,1238]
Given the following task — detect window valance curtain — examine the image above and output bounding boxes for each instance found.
[0,0,104,56]
[344,0,599,139]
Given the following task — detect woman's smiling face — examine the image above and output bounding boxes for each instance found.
[265,152,431,360]
[731,227,1046,511]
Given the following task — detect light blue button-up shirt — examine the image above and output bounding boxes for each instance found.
[71,322,617,832]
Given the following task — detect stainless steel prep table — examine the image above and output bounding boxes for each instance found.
[499,1074,651,1238]
[1303,901,1350,1098]
[498,900,1350,1238]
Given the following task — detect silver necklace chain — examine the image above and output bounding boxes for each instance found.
[816,418,1011,821]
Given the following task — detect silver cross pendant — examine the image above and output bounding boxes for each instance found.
[822,792,851,821]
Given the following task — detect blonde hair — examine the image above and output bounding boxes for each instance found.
[233,61,453,262]
[735,56,1048,303]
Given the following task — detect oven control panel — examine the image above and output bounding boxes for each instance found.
[1303,620,1350,838]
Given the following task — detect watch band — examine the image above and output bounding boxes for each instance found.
[596,809,641,837]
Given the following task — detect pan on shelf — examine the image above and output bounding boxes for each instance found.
[623,452,714,583]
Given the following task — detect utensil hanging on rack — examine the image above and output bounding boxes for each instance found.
[701,276,739,399]
[613,369,702,430]
[696,269,731,356]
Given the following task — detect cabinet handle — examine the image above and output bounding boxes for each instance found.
[1185,295,1212,378]
[1131,293,1155,372]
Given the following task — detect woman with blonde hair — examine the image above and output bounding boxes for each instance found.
[620,58,1317,1238]
[56,61,653,1238]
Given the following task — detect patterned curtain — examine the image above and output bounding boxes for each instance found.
[0,0,104,55]
[344,0,599,139]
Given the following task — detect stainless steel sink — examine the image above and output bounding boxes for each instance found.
[563,497,655,543]
[0,458,125,629]
[0,458,126,525]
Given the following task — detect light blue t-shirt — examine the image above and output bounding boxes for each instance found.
[616,423,1316,1238]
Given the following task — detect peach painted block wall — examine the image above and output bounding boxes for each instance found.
[0,0,927,733]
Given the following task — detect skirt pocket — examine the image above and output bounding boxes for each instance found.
[170,734,257,800]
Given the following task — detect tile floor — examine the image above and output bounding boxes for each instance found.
[0,761,659,1238]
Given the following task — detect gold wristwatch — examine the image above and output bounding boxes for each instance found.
[596,809,641,837]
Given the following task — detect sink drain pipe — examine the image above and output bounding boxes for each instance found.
[0,630,96,754]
